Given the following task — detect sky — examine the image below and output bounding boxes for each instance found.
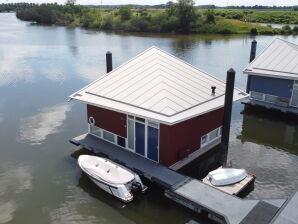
[0,0,298,6]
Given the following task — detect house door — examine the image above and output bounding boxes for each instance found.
[147,126,159,162]
[290,81,298,107]
[135,121,145,156]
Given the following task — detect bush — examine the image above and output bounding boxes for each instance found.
[119,6,132,21]
[293,26,298,34]
[250,27,258,35]
[102,15,113,29]
[217,28,232,34]
[204,9,215,24]
[160,16,179,32]
[282,25,292,34]
[129,17,149,32]
[282,25,291,31]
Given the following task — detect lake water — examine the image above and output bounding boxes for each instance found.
[0,12,298,224]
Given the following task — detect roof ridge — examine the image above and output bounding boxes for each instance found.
[145,46,227,85]
[275,38,298,49]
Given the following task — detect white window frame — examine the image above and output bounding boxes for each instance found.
[126,115,160,163]
[201,126,222,148]
[250,91,281,105]
[87,114,160,164]
[102,129,116,143]
[290,80,298,108]
[88,124,127,149]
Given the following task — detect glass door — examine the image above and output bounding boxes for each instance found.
[147,125,159,162]
[135,121,145,156]
[127,116,135,151]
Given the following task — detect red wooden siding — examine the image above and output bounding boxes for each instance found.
[159,108,224,167]
[87,105,127,138]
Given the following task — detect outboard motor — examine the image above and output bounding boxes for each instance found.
[131,182,142,193]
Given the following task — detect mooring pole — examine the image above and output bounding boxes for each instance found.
[221,68,236,164]
[106,51,113,73]
[249,40,257,63]
[246,40,257,93]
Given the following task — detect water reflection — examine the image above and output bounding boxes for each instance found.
[0,200,16,224]
[238,106,298,155]
[43,66,65,83]
[50,188,100,224]
[0,47,35,86]
[0,164,33,196]
[19,104,71,145]
[0,163,33,224]
[65,27,78,57]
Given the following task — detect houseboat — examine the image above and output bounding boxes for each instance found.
[243,38,298,115]
[70,47,246,170]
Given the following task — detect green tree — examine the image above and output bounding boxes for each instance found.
[204,9,215,24]
[65,0,76,6]
[175,0,198,33]
[119,6,132,21]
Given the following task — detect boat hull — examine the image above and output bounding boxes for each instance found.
[78,155,146,203]
[207,168,247,186]
[86,172,134,203]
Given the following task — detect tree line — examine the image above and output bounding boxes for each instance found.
[13,1,298,35]
[0,3,36,12]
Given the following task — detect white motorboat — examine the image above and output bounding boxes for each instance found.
[78,155,147,202]
[207,168,247,186]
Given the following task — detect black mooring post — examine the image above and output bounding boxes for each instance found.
[246,40,257,93]
[221,68,236,164]
[106,51,113,73]
[249,40,257,63]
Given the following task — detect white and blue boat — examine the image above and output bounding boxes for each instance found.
[78,155,147,202]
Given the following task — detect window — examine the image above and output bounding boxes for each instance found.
[136,117,145,123]
[128,115,134,119]
[290,80,298,107]
[148,120,159,129]
[117,136,126,148]
[201,126,222,147]
[103,130,115,143]
[201,135,207,145]
[264,94,277,104]
[250,91,264,101]
[209,129,218,141]
[127,118,135,150]
[90,125,102,138]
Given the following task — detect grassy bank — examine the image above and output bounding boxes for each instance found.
[214,9,298,24]
[15,3,298,35]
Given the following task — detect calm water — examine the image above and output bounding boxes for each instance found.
[0,12,298,224]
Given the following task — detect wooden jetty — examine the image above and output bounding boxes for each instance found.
[70,133,295,224]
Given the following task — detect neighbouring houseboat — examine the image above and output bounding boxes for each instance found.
[70,47,246,170]
[243,38,298,115]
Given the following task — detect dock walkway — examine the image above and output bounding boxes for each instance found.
[242,99,298,115]
[70,133,189,189]
[70,133,294,224]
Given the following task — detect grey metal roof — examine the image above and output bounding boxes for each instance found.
[243,38,298,79]
[70,47,247,125]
